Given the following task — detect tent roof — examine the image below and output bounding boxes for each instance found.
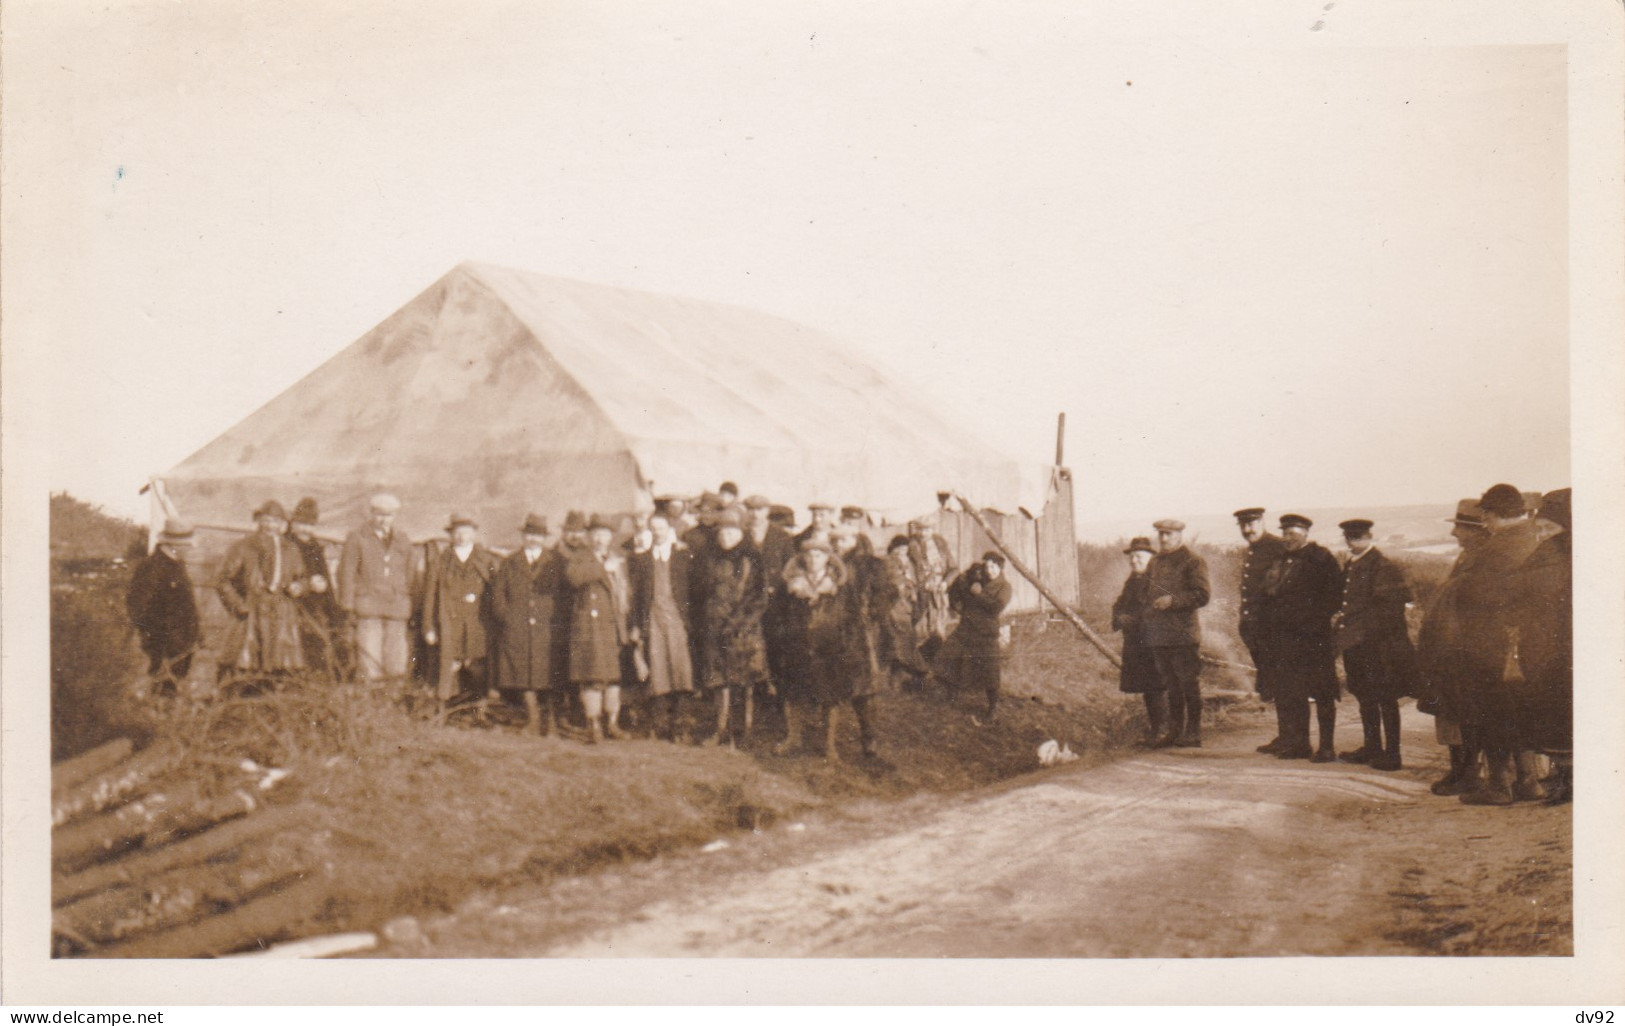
[162,263,1047,540]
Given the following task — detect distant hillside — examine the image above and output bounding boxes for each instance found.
[50,492,146,562]
[1079,503,1459,553]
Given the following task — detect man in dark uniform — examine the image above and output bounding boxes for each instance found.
[1261,513,1343,761]
[1143,518,1212,747]
[1333,518,1417,771]
[1234,507,1288,753]
[126,518,201,697]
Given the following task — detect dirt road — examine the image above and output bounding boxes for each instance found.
[406,707,1571,958]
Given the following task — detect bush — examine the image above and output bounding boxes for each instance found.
[50,562,153,762]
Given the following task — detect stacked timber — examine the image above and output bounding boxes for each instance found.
[51,739,335,959]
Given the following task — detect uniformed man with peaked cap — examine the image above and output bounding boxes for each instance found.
[1333,517,1417,771]
[1234,507,1288,753]
[1260,513,1344,761]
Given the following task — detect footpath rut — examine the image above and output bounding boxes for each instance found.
[411,709,1572,958]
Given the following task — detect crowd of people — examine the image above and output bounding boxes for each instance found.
[125,482,1015,762]
[1108,483,1573,806]
[124,478,1573,792]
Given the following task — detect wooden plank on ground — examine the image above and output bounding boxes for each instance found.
[52,739,135,797]
[54,804,305,907]
[90,877,332,959]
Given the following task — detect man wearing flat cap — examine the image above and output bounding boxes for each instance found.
[338,492,421,684]
[492,514,565,735]
[423,513,501,706]
[1143,519,1211,747]
[1333,519,1417,771]
[1260,514,1343,761]
[1451,484,1544,805]
[1234,508,1287,751]
[793,501,838,551]
[127,519,202,696]
[216,500,308,680]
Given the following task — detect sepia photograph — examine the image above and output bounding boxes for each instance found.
[3,0,1622,1009]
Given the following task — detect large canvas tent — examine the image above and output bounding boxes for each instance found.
[154,262,1078,610]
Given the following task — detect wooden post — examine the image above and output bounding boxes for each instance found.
[1054,412,1066,466]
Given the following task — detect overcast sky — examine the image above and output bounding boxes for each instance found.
[4,0,1570,526]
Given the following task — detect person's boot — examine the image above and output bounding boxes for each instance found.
[1154,691,1185,749]
[1431,745,1469,795]
[1142,692,1169,748]
[1544,761,1573,806]
[773,702,803,756]
[1311,700,1338,762]
[1175,694,1202,748]
[580,687,604,745]
[701,688,731,746]
[1341,703,1381,763]
[854,697,878,758]
[1461,750,1515,805]
[602,686,627,740]
[1259,699,1290,754]
[1512,751,1547,801]
[1369,702,1402,770]
[823,704,842,764]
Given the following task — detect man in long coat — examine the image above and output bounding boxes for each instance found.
[567,514,632,743]
[1415,499,1490,795]
[1333,518,1418,771]
[778,538,868,760]
[337,493,420,684]
[215,500,308,681]
[126,518,201,696]
[831,506,896,754]
[423,513,501,705]
[1515,488,1572,804]
[629,510,697,740]
[491,513,563,734]
[1453,484,1543,805]
[1111,536,1164,745]
[286,497,344,674]
[694,507,770,747]
[1234,507,1287,752]
[1143,518,1212,747]
[1260,513,1342,761]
